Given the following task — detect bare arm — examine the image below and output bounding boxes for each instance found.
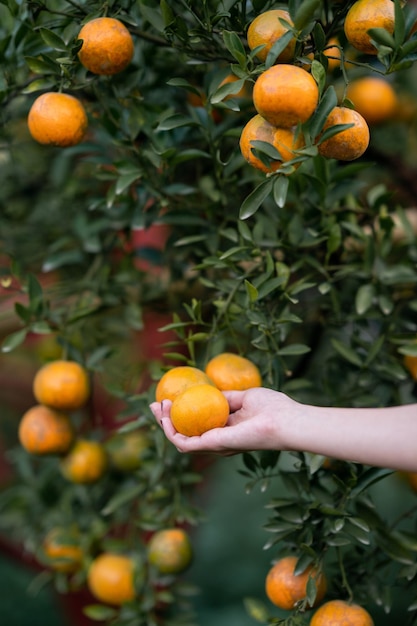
[149,387,417,472]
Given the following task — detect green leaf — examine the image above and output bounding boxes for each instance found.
[83,604,118,621]
[139,3,165,32]
[160,0,175,26]
[265,29,295,68]
[115,171,142,195]
[21,78,55,93]
[311,59,326,95]
[331,338,363,367]
[355,283,375,315]
[239,179,273,220]
[273,175,289,208]
[292,0,321,30]
[245,279,259,303]
[39,28,68,51]
[243,597,270,623]
[278,343,311,356]
[25,56,59,74]
[28,274,43,305]
[222,30,246,66]
[309,85,338,140]
[351,467,393,496]
[156,114,197,131]
[368,27,396,50]
[1,328,27,353]
[394,0,406,46]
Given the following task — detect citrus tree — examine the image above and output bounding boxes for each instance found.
[1,0,417,625]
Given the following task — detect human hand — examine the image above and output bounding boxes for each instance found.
[149,387,297,455]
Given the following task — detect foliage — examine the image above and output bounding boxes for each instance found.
[0,0,417,625]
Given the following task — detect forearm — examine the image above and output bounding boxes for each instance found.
[285,402,417,471]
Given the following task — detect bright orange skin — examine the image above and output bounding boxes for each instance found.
[318,107,370,161]
[78,17,134,75]
[205,352,262,391]
[155,365,214,403]
[265,555,327,610]
[60,439,108,483]
[344,0,395,55]
[87,553,135,605]
[33,360,90,411]
[28,92,88,147]
[18,405,74,455]
[42,527,83,573]
[170,383,230,436]
[247,10,296,63]
[253,64,319,128]
[404,354,417,381]
[239,114,304,173]
[147,528,193,575]
[346,77,398,125]
[310,599,374,626]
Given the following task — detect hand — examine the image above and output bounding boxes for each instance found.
[149,387,297,455]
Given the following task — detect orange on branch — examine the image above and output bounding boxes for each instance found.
[60,439,108,483]
[247,9,296,63]
[77,17,134,75]
[33,359,90,411]
[155,365,214,403]
[105,428,150,472]
[253,64,319,128]
[344,0,395,55]
[265,555,327,611]
[170,383,229,437]
[310,599,374,626]
[205,352,262,391]
[18,405,75,456]
[318,106,370,161]
[147,528,193,575]
[346,77,398,125]
[87,553,136,605]
[42,527,84,573]
[239,114,304,173]
[28,92,88,147]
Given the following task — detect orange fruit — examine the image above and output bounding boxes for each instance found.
[317,106,370,161]
[253,64,319,128]
[155,365,214,403]
[170,383,230,437]
[324,37,342,72]
[28,92,88,147]
[239,114,304,174]
[42,527,84,573]
[205,352,262,391]
[265,555,327,611]
[105,428,150,472]
[346,77,398,125]
[77,17,134,75]
[147,528,193,575]
[310,599,374,626]
[33,360,90,411]
[247,9,296,63]
[87,553,136,605]
[404,354,417,380]
[60,439,108,483]
[344,0,395,55]
[18,405,74,455]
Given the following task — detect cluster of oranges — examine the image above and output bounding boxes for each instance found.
[27,17,134,147]
[265,555,374,625]
[155,352,261,437]
[239,0,402,173]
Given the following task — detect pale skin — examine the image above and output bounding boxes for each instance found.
[149,388,417,472]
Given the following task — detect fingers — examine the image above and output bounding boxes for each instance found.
[149,400,172,423]
[222,390,246,412]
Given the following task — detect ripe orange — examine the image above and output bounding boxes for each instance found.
[346,77,398,125]
[324,37,342,72]
[170,383,230,437]
[33,360,90,411]
[205,352,262,391]
[318,106,370,161]
[87,553,136,605]
[247,9,296,63]
[18,405,74,455]
[404,354,417,380]
[265,555,327,611]
[344,0,395,55]
[77,17,134,75]
[147,528,193,575]
[28,92,88,147]
[105,428,150,472]
[239,114,304,174]
[253,64,319,128]
[60,439,108,483]
[42,527,83,573]
[310,599,374,626]
[155,365,214,403]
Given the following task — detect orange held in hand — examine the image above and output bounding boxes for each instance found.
[147,528,193,575]
[310,599,374,626]
[170,383,229,437]
[239,114,304,174]
[18,404,75,455]
[155,365,214,403]
[265,555,327,611]
[87,553,136,605]
[247,9,296,63]
[318,107,370,161]
[253,64,319,128]
[344,0,395,56]
[28,92,88,147]
[77,17,134,75]
[205,352,262,391]
[33,359,90,411]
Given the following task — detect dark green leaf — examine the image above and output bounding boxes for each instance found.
[39,27,68,51]
[83,605,117,621]
[368,27,396,49]
[1,328,27,353]
[278,343,311,356]
[273,175,289,208]
[292,0,321,30]
[394,0,406,46]
[331,338,363,367]
[239,179,273,220]
[222,30,246,66]
[355,283,375,315]
[309,85,338,140]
